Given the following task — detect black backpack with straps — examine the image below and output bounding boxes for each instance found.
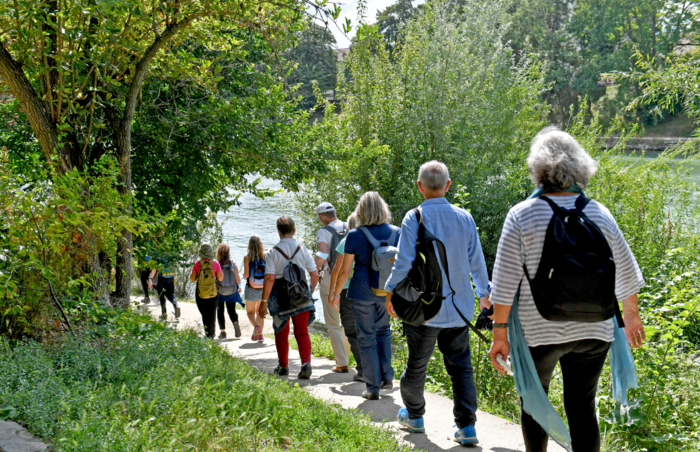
[525,195,623,326]
[391,207,490,342]
[322,223,348,272]
[272,245,311,311]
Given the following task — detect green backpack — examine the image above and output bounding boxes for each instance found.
[197,259,218,299]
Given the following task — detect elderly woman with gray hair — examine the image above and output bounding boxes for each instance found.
[489,127,646,452]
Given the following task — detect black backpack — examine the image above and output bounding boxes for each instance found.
[272,245,311,311]
[322,223,348,272]
[390,208,490,343]
[525,195,623,326]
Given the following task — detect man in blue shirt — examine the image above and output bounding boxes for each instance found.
[385,161,491,446]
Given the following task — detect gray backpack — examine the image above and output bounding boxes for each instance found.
[359,226,399,296]
[217,261,239,296]
[322,223,348,272]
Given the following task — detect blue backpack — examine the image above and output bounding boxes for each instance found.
[249,258,266,289]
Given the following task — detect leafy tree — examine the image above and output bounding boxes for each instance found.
[0,0,345,306]
[375,0,419,52]
[286,23,338,110]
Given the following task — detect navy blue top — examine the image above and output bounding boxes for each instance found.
[344,223,401,302]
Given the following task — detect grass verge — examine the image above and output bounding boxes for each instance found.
[0,310,406,452]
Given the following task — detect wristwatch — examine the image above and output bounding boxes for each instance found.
[261,299,268,303]
[493,323,508,329]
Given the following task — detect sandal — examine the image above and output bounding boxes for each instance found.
[251,326,261,342]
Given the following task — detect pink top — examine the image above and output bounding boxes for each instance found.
[192,259,222,278]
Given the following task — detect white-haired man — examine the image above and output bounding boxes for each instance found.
[385,161,491,446]
[315,202,351,373]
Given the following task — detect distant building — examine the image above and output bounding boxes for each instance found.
[336,48,350,63]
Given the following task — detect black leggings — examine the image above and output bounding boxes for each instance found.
[157,277,178,311]
[217,301,239,329]
[522,339,611,452]
[195,294,218,338]
[139,269,151,297]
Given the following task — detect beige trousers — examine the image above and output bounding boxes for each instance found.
[319,272,351,366]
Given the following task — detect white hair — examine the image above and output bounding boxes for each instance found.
[528,127,598,189]
[418,160,450,191]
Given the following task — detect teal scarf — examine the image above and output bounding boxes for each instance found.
[508,185,639,452]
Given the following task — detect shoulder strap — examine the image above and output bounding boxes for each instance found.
[575,194,591,212]
[290,245,302,260]
[273,246,290,261]
[538,195,564,213]
[415,207,426,242]
[387,228,398,246]
[359,226,381,249]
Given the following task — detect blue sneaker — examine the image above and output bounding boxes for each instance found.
[454,425,478,446]
[397,407,425,433]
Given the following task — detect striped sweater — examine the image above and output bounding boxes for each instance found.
[491,195,645,347]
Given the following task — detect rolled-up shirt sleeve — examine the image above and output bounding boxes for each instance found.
[385,211,419,293]
[465,215,491,298]
[491,209,524,306]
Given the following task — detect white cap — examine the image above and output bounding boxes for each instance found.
[315,202,336,214]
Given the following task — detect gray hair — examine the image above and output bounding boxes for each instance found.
[418,160,450,191]
[528,126,598,189]
[355,191,392,226]
[347,212,359,230]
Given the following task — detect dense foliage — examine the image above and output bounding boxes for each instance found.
[0,308,409,451]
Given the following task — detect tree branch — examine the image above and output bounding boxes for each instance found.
[0,42,62,171]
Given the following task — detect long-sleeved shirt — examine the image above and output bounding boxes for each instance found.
[385,197,491,328]
[490,195,645,346]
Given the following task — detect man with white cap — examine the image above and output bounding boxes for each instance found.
[315,202,352,373]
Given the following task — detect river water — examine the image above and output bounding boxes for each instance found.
[218,178,328,323]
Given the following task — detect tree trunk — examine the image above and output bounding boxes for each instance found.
[111,120,133,308]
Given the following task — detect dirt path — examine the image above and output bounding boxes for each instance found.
[137,298,564,452]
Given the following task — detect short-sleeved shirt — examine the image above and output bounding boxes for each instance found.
[192,259,222,279]
[490,195,645,347]
[344,223,401,302]
[336,238,350,290]
[265,238,317,278]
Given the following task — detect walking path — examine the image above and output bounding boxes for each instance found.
[137,298,564,452]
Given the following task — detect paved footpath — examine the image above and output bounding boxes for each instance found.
[138,298,565,452]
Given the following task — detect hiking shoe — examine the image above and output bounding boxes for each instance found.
[159,312,167,320]
[454,425,478,446]
[274,366,289,376]
[397,407,425,433]
[361,390,379,400]
[332,366,349,373]
[381,380,394,390]
[298,363,312,379]
[175,306,181,318]
[142,297,150,304]
[218,331,227,339]
[252,326,261,341]
[353,372,364,382]
[234,322,241,338]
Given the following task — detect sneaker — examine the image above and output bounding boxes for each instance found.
[397,407,425,433]
[251,326,261,341]
[257,334,264,343]
[159,312,167,320]
[353,372,364,382]
[175,306,181,318]
[381,380,394,390]
[298,363,312,379]
[332,366,349,373]
[142,297,150,304]
[454,425,478,446]
[234,322,241,338]
[274,366,289,376]
[218,331,227,339]
[361,390,379,400]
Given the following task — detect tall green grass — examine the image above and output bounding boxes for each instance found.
[0,311,408,452]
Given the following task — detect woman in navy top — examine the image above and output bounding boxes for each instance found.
[334,191,400,400]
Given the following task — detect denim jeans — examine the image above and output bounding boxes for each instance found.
[523,339,611,452]
[351,298,393,393]
[401,323,477,428]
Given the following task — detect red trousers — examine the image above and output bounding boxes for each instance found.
[275,310,312,368]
